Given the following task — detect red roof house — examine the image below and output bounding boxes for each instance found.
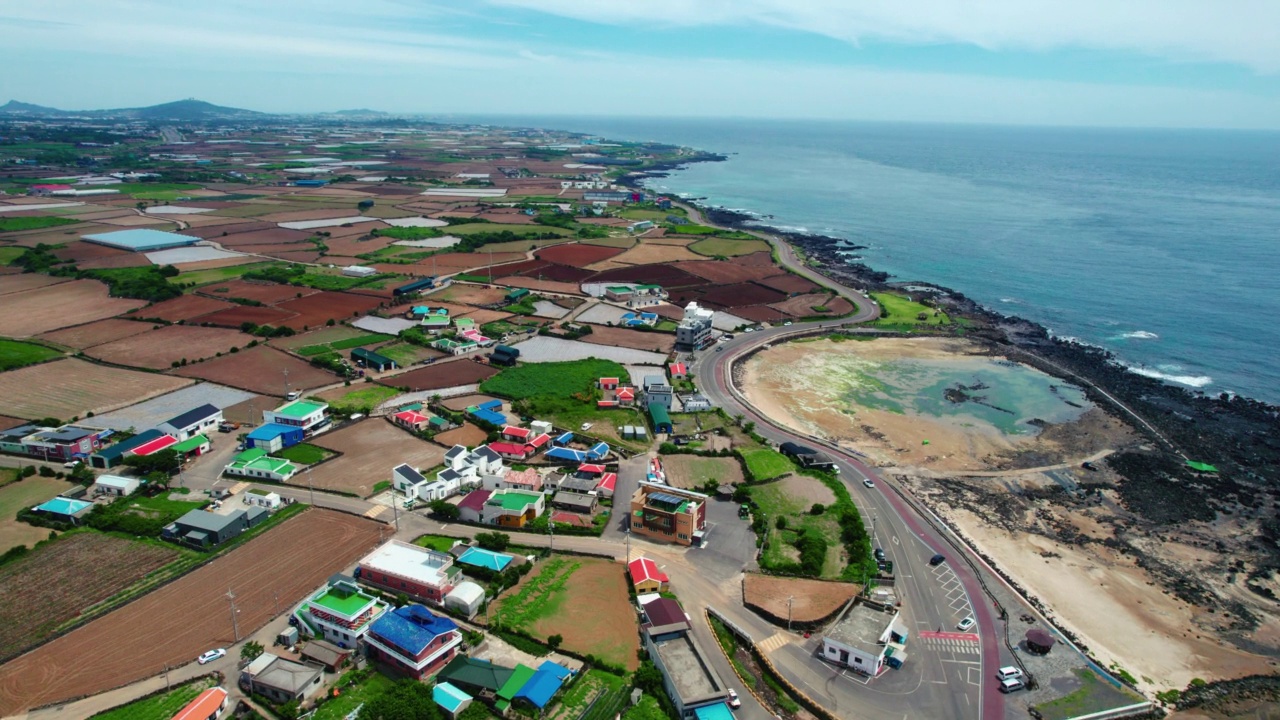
[527,432,551,449]
[129,434,178,457]
[668,362,688,378]
[489,442,531,460]
[596,473,617,497]
[628,557,670,593]
[172,687,228,720]
[577,463,606,476]
[457,489,492,523]
[598,377,619,390]
[502,425,532,441]
[394,410,432,431]
[616,387,636,404]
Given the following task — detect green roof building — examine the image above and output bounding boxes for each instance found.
[225,448,298,482]
[352,347,397,372]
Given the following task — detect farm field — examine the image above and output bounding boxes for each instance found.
[594,242,702,267]
[432,422,488,447]
[489,555,639,669]
[195,304,298,328]
[0,338,61,371]
[273,291,384,330]
[86,383,254,432]
[294,332,392,357]
[688,237,772,257]
[0,476,76,553]
[581,326,675,354]
[388,360,499,392]
[479,358,627,400]
[308,419,446,496]
[136,294,235,322]
[270,324,382,350]
[171,345,335,396]
[0,279,147,337]
[748,474,844,578]
[537,243,625,268]
[0,509,383,716]
[273,442,332,465]
[0,358,194,420]
[196,278,316,304]
[426,283,509,306]
[84,325,253,370]
[0,532,181,659]
[661,455,745,489]
[38,318,163,351]
[374,342,444,366]
[313,384,400,414]
[0,273,70,295]
[510,336,667,366]
[743,573,857,624]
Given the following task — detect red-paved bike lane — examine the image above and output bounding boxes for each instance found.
[706,347,1005,720]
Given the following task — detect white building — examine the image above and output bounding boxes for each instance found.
[157,403,222,441]
[820,602,907,676]
[437,445,505,492]
[675,301,715,351]
[443,581,486,619]
[262,399,330,435]
[244,490,282,509]
[342,265,378,278]
[93,475,140,497]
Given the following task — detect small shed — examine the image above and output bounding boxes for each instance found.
[434,682,474,719]
[246,423,304,452]
[93,475,141,497]
[300,639,352,672]
[352,347,397,372]
[647,403,672,434]
[444,581,486,619]
[1025,628,1055,655]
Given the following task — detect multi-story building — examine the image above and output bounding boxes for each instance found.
[356,540,460,605]
[641,598,731,719]
[300,579,389,648]
[642,375,673,410]
[674,301,714,351]
[481,489,545,527]
[629,482,707,546]
[262,399,330,435]
[365,604,463,680]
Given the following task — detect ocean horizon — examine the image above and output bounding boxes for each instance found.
[469,116,1280,405]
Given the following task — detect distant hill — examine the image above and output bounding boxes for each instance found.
[331,108,391,117]
[121,99,266,121]
[0,100,66,115]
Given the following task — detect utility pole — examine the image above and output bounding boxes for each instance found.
[226,588,240,642]
[788,596,794,632]
[548,512,554,554]
[163,663,171,692]
[283,369,290,398]
[306,467,315,506]
[392,491,400,532]
[626,526,631,562]
[273,591,279,617]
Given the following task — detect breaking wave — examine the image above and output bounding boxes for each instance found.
[1128,366,1213,388]
[1121,330,1159,340]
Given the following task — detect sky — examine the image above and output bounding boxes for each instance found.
[3,0,1280,129]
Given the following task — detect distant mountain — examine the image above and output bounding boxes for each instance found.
[122,99,266,121]
[0,100,66,115]
[331,108,391,117]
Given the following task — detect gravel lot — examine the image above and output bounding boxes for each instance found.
[88,382,255,431]
[510,336,667,365]
[574,303,631,326]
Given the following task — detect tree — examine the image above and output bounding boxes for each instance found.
[145,470,171,492]
[124,448,180,476]
[428,500,460,521]
[241,641,264,662]
[547,634,563,650]
[359,679,442,720]
[810,503,825,515]
[633,660,664,695]
[475,532,510,552]
[395,592,409,608]
[358,199,375,212]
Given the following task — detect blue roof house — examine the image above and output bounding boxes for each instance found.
[365,605,463,680]
[245,423,304,452]
[514,661,575,709]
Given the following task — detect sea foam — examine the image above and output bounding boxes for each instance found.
[1128,366,1212,388]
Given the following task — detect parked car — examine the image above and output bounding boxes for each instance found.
[198,648,226,665]
[727,689,741,709]
[996,666,1024,680]
[957,617,976,632]
[783,321,793,326]
[62,460,81,469]
[874,547,887,563]
[999,677,1025,693]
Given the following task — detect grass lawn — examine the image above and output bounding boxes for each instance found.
[295,333,393,358]
[541,405,649,454]
[273,443,332,465]
[0,476,76,518]
[90,676,217,720]
[0,247,27,265]
[750,479,845,578]
[0,338,62,371]
[688,237,771,257]
[621,694,667,720]
[869,292,951,329]
[375,342,434,366]
[0,216,80,233]
[1031,669,1146,720]
[654,320,678,332]
[372,226,444,241]
[320,384,400,415]
[447,223,574,237]
[176,261,282,287]
[738,447,795,481]
[312,668,398,720]
[480,358,628,400]
[413,534,463,552]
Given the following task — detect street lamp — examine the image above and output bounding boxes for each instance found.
[787,596,794,631]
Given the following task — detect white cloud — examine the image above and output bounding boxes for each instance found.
[485,0,1280,73]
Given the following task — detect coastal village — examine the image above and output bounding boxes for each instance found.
[0,107,1275,720]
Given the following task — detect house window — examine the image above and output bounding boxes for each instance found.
[854,657,862,664]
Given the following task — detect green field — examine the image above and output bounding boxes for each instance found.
[0,338,62,371]
[869,292,951,328]
[176,261,282,287]
[0,216,80,233]
[750,477,845,578]
[272,443,332,465]
[549,669,626,720]
[0,476,76,519]
[372,226,444,240]
[90,677,218,720]
[295,333,392,357]
[312,668,397,720]
[448,223,574,237]
[376,342,437,366]
[0,247,26,265]
[319,384,400,415]
[688,237,771,257]
[578,235,635,248]
[621,694,667,720]
[738,447,795,481]
[479,358,628,400]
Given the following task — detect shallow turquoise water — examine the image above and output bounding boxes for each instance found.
[845,357,1091,435]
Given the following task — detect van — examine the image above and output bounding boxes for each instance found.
[999,678,1025,693]
[996,666,1023,681]
[286,391,300,401]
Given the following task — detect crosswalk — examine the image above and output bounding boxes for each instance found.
[363,505,389,519]
[918,635,980,655]
[229,481,250,495]
[756,632,792,654]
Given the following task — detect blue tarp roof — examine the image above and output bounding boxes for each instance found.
[434,682,472,713]
[247,423,302,440]
[514,661,574,708]
[545,447,587,462]
[369,605,459,656]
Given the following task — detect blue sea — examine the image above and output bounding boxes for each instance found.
[473,117,1280,404]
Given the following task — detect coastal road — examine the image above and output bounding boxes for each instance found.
[691,323,1009,720]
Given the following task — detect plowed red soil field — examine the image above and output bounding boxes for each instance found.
[172,345,336,396]
[198,279,317,305]
[85,325,254,370]
[433,422,488,448]
[308,420,447,496]
[0,274,69,295]
[768,293,841,318]
[37,318,161,349]
[699,282,787,309]
[680,260,784,285]
[208,227,311,246]
[0,280,146,338]
[756,273,820,294]
[273,291,384,330]
[138,294,237,322]
[0,510,383,716]
[387,359,498,391]
[732,306,788,323]
[586,263,709,289]
[536,244,625,268]
[0,358,194,419]
[197,305,299,328]
[743,573,856,624]
[582,326,675,353]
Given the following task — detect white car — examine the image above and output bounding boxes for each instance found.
[743,328,754,333]
[197,648,226,665]
[783,321,792,326]
[62,460,81,469]
[580,423,593,431]
[957,617,976,632]
[996,666,1024,680]
[727,689,741,709]
[862,478,875,488]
